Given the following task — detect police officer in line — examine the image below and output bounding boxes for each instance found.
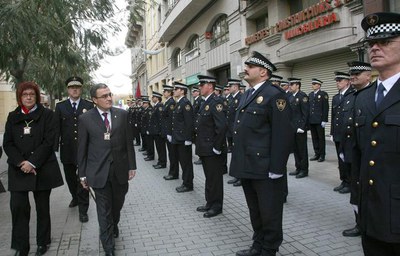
[308,79,329,162]
[269,74,283,87]
[130,99,141,146]
[288,78,310,179]
[54,76,94,223]
[195,75,227,218]
[169,81,194,193]
[226,78,243,186]
[161,85,179,180]
[192,86,204,166]
[339,61,372,238]
[330,72,353,194]
[213,84,229,175]
[141,97,154,161]
[353,13,400,255]
[137,98,147,152]
[280,80,290,93]
[214,85,223,97]
[230,51,293,256]
[149,92,167,169]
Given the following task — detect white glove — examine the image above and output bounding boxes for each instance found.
[184,141,192,146]
[269,172,283,179]
[146,131,149,135]
[213,148,221,155]
[296,128,305,133]
[321,122,327,128]
[330,135,334,142]
[167,135,172,142]
[339,152,345,162]
[351,204,358,214]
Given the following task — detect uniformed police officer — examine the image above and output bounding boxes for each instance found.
[141,97,154,161]
[280,81,290,93]
[231,52,293,256]
[288,78,310,179]
[214,84,229,175]
[130,99,141,146]
[308,79,329,162]
[192,86,204,166]
[353,12,400,255]
[340,61,372,238]
[54,76,94,222]
[170,82,194,192]
[149,92,167,169]
[195,75,227,218]
[269,74,283,87]
[331,72,353,194]
[162,85,179,180]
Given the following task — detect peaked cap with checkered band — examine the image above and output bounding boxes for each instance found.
[361,12,400,40]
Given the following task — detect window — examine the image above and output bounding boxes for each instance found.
[210,15,229,49]
[185,35,200,62]
[172,48,181,69]
[255,15,267,31]
[390,0,400,12]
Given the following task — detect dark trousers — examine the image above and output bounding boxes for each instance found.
[93,171,128,252]
[334,142,351,184]
[132,126,141,144]
[10,190,52,253]
[309,124,326,157]
[171,143,194,188]
[153,134,166,165]
[242,178,285,252]
[200,155,224,210]
[145,134,154,156]
[63,164,89,214]
[362,235,400,256]
[293,132,309,173]
[167,141,178,177]
[140,132,147,150]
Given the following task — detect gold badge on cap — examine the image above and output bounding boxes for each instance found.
[276,99,286,111]
[216,104,223,112]
[256,96,263,104]
[367,14,378,26]
[185,104,191,111]
[205,105,209,111]
[303,97,308,103]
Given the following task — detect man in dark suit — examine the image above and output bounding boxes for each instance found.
[331,72,353,194]
[353,13,400,255]
[288,78,310,179]
[149,92,167,169]
[308,79,329,162]
[170,81,194,193]
[78,83,136,256]
[141,97,154,161]
[54,76,94,222]
[195,75,227,218]
[230,52,293,256]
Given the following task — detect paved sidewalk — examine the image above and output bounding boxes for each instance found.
[0,138,363,256]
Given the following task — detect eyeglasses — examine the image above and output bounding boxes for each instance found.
[21,93,36,98]
[96,93,113,99]
[364,39,400,49]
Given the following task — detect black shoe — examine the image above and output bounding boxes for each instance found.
[289,170,299,176]
[79,213,89,223]
[68,199,78,208]
[339,186,351,194]
[261,249,277,256]
[194,159,202,165]
[196,205,210,212]
[114,226,119,238]
[310,155,320,161]
[138,148,146,152]
[14,250,29,256]
[176,185,193,193]
[233,180,242,186]
[142,152,149,155]
[333,182,345,192]
[35,245,48,256]
[153,164,166,169]
[204,208,222,218]
[236,247,261,256]
[134,143,140,146]
[342,225,361,237]
[104,249,115,256]
[227,178,238,184]
[144,156,154,161]
[317,157,325,162]
[164,175,179,180]
[296,172,308,179]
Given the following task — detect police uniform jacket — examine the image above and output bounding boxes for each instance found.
[308,90,329,124]
[148,102,163,135]
[171,97,194,144]
[193,96,204,117]
[330,88,354,142]
[352,79,400,243]
[229,81,293,179]
[4,104,64,191]
[161,97,175,138]
[54,99,94,164]
[140,106,152,134]
[289,90,309,131]
[195,93,227,156]
[136,106,144,130]
[226,92,242,136]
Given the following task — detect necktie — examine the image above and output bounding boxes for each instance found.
[246,88,255,103]
[102,112,110,131]
[376,83,385,107]
[339,93,342,101]
[72,102,77,112]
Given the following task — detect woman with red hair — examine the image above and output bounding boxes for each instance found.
[3,81,64,256]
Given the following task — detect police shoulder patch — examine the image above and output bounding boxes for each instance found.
[276,99,286,111]
[216,104,223,112]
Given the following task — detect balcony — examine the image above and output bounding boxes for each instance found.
[159,0,214,42]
